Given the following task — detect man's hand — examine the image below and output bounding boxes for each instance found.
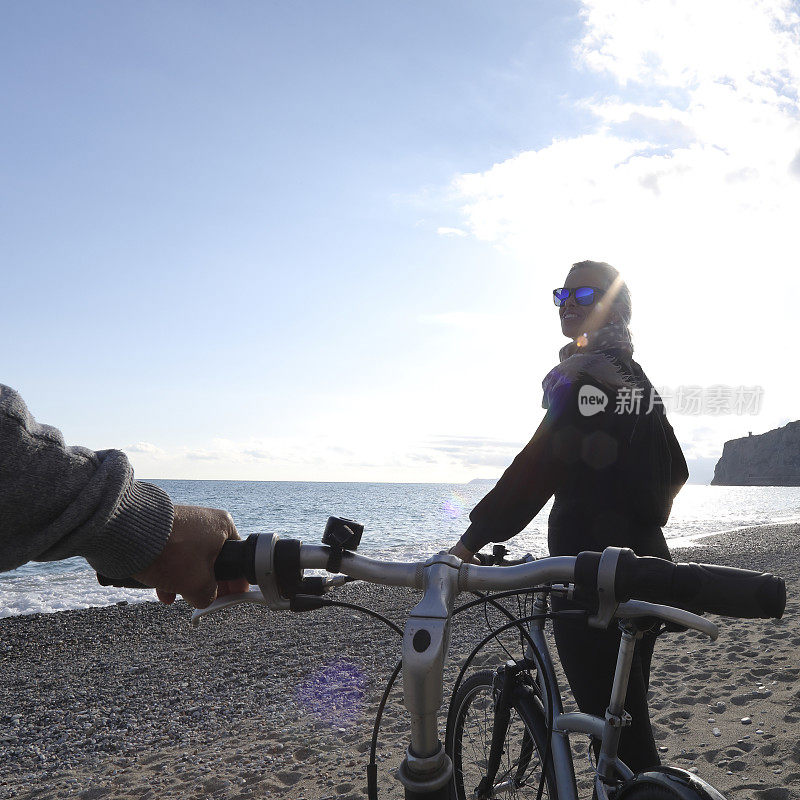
[448,541,479,564]
[133,505,249,608]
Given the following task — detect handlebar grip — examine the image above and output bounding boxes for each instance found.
[214,535,258,583]
[97,535,259,590]
[612,549,786,619]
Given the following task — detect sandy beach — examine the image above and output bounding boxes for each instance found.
[1,523,797,800]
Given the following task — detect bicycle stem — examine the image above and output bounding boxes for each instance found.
[396,553,461,797]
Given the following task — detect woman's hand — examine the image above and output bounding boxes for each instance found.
[448,541,479,564]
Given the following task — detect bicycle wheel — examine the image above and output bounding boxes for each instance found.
[446,670,556,800]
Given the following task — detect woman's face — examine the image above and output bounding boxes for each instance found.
[558,265,614,340]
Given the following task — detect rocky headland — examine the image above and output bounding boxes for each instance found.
[712,421,800,486]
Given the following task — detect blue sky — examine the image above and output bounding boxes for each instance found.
[3,1,799,482]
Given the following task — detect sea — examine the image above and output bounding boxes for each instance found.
[2,481,799,618]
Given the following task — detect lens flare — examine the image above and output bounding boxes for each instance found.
[442,491,468,519]
[294,659,367,726]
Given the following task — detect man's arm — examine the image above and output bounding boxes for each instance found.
[0,385,249,608]
[0,384,174,578]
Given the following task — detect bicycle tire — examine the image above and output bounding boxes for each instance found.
[615,767,729,800]
[446,669,557,800]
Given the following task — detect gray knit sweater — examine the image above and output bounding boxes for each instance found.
[0,384,174,578]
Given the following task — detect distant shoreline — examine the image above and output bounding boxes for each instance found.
[145,477,800,488]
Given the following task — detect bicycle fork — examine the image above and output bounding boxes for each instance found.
[476,660,532,798]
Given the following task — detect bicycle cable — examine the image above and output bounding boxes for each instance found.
[314,598,403,637]
[483,593,518,663]
[367,658,403,800]
[303,596,403,800]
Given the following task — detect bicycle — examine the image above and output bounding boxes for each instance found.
[107,517,785,800]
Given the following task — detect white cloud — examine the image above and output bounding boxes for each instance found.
[436,226,468,237]
[576,0,800,90]
[126,441,165,457]
[453,0,800,266]
[423,435,525,469]
[123,429,531,481]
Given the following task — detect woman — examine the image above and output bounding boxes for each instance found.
[450,260,688,774]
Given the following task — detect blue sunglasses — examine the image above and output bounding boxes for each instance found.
[553,286,605,307]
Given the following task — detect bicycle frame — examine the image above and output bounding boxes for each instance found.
[526,590,638,800]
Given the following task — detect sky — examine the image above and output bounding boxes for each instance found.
[2,0,799,483]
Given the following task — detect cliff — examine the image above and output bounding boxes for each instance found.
[711,421,800,486]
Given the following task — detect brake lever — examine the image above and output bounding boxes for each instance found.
[190,590,269,627]
[190,575,350,627]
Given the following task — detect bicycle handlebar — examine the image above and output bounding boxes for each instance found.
[211,536,785,620]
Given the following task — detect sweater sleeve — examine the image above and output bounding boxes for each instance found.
[459,383,574,553]
[0,384,174,578]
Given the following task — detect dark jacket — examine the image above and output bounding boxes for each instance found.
[460,352,688,559]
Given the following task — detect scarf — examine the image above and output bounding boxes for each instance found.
[542,321,635,409]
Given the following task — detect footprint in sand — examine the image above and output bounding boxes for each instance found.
[749,666,772,677]
[276,771,303,786]
[656,710,691,729]
[293,746,313,761]
[731,691,762,706]
[671,694,702,706]
[788,740,800,764]
[755,788,791,800]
